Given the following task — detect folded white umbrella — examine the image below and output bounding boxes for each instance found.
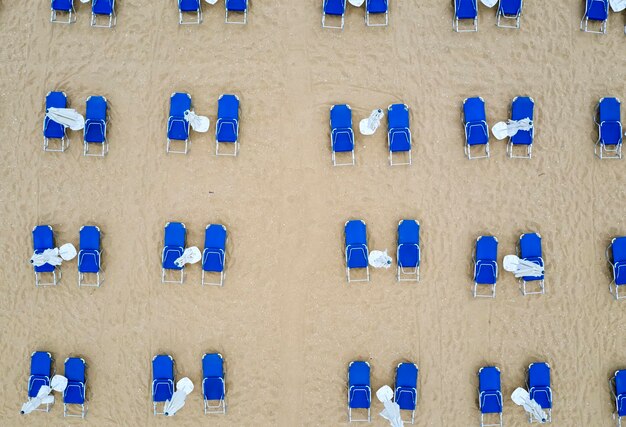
[174,246,201,268]
[480,0,498,7]
[503,255,544,278]
[349,0,365,6]
[46,108,85,131]
[359,109,384,136]
[184,111,210,133]
[511,387,547,423]
[610,0,626,12]
[369,250,392,269]
[21,375,68,415]
[376,386,404,427]
[164,377,194,416]
[492,118,533,140]
[29,243,77,267]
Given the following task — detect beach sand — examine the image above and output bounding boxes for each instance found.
[0,1,625,425]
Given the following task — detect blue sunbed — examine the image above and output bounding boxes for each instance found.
[331,104,355,166]
[345,220,369,283]
[610,370,626,426]
[397,219,420,282]
[26,351,53,413]
[216,94,240,156]
[607,237,626,300]
[167,92,192,154]
[388,104,412,165]
[323,0,347,29]
[496,0,523,28]
[519,233,544,295]
[152,354,175,415]
[78,225,102,287]
[178,0,202,24]
[581,0,609,34]
[63,357,87,418]
[595,97,622,159]
[348,361,371,422]
[395,363,418,424]
[202,224,227,286]
[473,236,498,298]
[507,96,534,158]
[527,362,552,423]
[478,366,503,427]
[84,96,108,156]
[202,353,226,414]
[226,0,248,24]
[51,0,76,24]
[454,0,478,32]
[43,91,69,152]
[366,0,388,27]
[161,222,186,284]
[463,97,489,159]
[91,0,116,27]
[32,225,60,287]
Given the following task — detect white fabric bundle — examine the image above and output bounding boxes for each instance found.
[610,0,626,12]
[30,244,77,267]
[359,109,384,136]
[503,255,544,278]
[174,247,201,268]
[184,111,210,133]
[492,118,533,140]
[46,108,85,131]
[511,387,547,423]
[369,250,392,269]
[164,377,194,416]
[376,386,404,427]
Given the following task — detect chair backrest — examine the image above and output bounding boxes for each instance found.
[520,233,542,258]
[170,93,191,118]
[331,104,352,129]
[499,0,522,15]
[396,363,418,388]
[202,353,224,378]
[349,361,370,386]
[615,370,626,395]
[599,98,621,123]
[164,222,186,247]
[80,225,101,251]
[218,95,240,120]
[152,354,174,380]
[463,97,486,123]
[52,0,74,11]
[476,236,498,262]
[345,220,367,246]
[65,358,86,383]
[398,220,419,245]
[46,91,67,110]
[586,0,608,19]
[92,0,114,14]
[478,366,501,392]
[33,225,54,251]
[511,96,534,121]
[613,237,626,264]
[528,362,550,388]
[86,96,107,121]
[31,352,52,376]
[388,104,410,130]
[205,224,227,250]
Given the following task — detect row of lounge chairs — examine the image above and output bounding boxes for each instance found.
[454,0,524,31]
[323,0,389,29]
[178,0,248,25]
[50,0,115,27]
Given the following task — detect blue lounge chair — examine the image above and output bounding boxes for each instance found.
[51,0,76,24]
[202,224,227,286]
[527,362,552,423]
[330,104,355,166]
[454,0,478,32]
[607,237,626,300]
[581,0,609,34]
[595,97,622,159]
[26,351,54,413]
[323,0,347,29]
[397,219,420,282]
[496,0,522,28]
[395,363,418,424]
[345,220,369,283]
[84,96,108,156]
[91,0,116,28]
[473,236,498,298]
[519,233,544,295]
[178,0,202,25]
[507,96,535,159]
[202,353,226,414]
[610,370,626,426]
[32,225,60,287]
[366,0,388,27]
[161,222,186,284]
[348,361,371,422]
[152,354,175,415]
[226,0,248,24]
[463,97,489,159]
[43,91,69,152]
[63,357,87,418]
[216,94,240,156]
[78,225,103,287]
[167,92,192,154]
[388,104,412,166]
[478,366,503,427]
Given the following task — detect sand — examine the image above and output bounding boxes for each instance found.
[0,0,625,426]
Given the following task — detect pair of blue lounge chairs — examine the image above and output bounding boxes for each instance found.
[344,219,420,283]
[330,104,412,166]
[50,0,116,27]
[43,92,109,156]
[611,370,626,426]
[26,352,87,418]
[152,353,226,415]
[595,97,622,159]
[473,233,544,297]
[581,0,610,34]
[167,93,240,155]
[607,237,626,300]
[178,0,248,25]
[161,222,227,286]
[32,225,103,287]
[348,361,418,423]
[454,0,524,31]
[478,363,552,426]
[463,96,534,159]
[322,0,389,29]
